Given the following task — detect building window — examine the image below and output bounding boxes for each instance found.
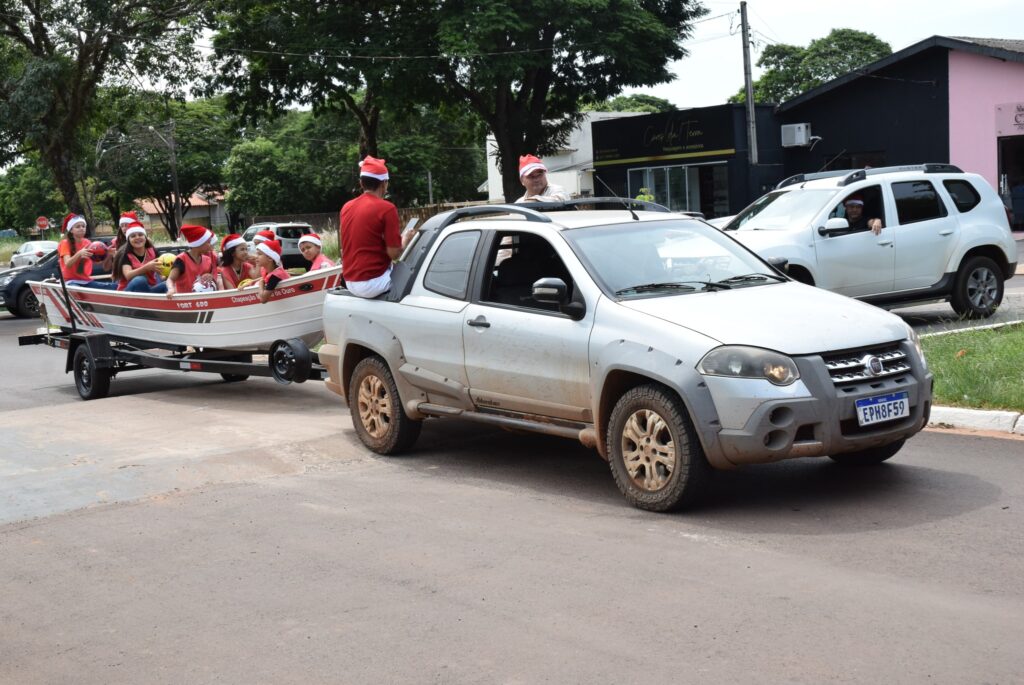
[627,163,729,218]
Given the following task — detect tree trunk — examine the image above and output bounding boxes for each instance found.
[44,147,85,220]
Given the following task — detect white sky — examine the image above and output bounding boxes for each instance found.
[626,0,1020,107]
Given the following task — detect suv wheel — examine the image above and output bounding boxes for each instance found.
[607,384,709,511]
[951,256,1003,319]
[829,439,904,465]
[349,356,421,455]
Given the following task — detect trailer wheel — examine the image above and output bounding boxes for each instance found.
[221,353,252,382]
[270,338,312,384]
[73,344,111,400]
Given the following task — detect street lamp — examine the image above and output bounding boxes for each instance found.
[148,121,183,233]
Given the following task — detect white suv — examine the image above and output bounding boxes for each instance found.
[724,164,1017,318]
[241,222,313,269]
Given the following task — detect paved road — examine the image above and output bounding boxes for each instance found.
[2,311,1024,683]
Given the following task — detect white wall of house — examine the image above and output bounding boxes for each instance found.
[484,111,645,202]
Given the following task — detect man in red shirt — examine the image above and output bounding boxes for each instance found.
[340,156,405,298]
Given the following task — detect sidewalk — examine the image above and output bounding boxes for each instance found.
[928,406,1024,435]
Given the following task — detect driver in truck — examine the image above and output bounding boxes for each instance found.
[842,193,883,235]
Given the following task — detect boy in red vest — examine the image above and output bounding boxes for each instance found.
[255,239,289,303]
[165,224,217,297]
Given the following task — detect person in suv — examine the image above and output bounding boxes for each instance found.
[725,164,1017,318]
[241,222,312,269]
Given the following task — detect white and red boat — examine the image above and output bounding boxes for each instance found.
[30,265,343,351]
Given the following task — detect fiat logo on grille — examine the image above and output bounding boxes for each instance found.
[860,354,884,376]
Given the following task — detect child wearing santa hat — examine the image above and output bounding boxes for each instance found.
[217,233,258,289]
[110,210,140,251]
[114,221,166,292]
[57,213,118,289]
[165,224,217,297]
[255,239,289,303]
[298,233,335,271]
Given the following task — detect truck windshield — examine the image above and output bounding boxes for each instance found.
[725,189,834,231]
[567,219,781,298]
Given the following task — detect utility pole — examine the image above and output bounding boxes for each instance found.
[427,170,434,205]
[740,1,759,165]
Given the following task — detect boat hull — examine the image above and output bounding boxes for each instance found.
[30,266,343,351]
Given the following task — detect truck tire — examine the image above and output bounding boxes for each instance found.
[607,384,709,512]
[73,344,111,400]
[349,356,421,455]
[951,255,1002,319]
[829,439,904,465]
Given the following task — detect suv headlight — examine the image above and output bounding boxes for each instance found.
[906,325,928,371]
[698,345,800,386]
[0,274,14,287]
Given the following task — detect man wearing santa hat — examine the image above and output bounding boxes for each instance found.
[515,155,569,203]
[340,155,410,298]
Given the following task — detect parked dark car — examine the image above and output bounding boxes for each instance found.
[1,237,182,318]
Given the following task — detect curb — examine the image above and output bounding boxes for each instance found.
[928,406,1024,435]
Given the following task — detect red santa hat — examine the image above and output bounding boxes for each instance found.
[359,155,389,181]
[256,239,283,266]
[298,233,322,248]
[253,229,275,244]
[221,233,246,252]
[62,213,86,233]
[844,194,865,206]
[123,221,147,239]
[181,224,213,248]
[119,211,139,227]
[518,155,547,178]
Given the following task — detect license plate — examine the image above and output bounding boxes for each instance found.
[855,391,910,427]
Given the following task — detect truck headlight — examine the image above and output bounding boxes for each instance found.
[698,345,800,386]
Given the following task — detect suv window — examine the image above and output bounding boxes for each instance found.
[828,184,886,232]
[423,230,480,299]
[942,179,982,213]
[892,181,948,224]
[275,226,305,240]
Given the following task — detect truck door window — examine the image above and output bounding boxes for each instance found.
[482,232,573,312]
[423,230,480,300]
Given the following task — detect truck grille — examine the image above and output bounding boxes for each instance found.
[822,344,911,385]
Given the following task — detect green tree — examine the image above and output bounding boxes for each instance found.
[0,1,202,218]
[729,29,891,104]
[208,0,706,203]
[96,97,237,238]
[0,155,63,235]
[584,94,677,113]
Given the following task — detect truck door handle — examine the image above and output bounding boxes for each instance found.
[467,316,490,328]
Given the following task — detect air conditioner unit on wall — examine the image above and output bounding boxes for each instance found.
[781,123,812,147]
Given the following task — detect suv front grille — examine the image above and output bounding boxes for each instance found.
[822,344,911,385]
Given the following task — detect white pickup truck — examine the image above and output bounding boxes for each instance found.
[320,200,933,511]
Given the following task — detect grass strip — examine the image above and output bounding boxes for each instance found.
[921,323,1024,411]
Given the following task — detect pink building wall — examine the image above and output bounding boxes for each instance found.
[948,50,1024,190]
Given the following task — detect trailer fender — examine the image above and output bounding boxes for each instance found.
[66,332,114,374]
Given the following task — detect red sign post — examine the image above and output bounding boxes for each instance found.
[35,216,49,234]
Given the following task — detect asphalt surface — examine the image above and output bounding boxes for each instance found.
[2,309,1024,683]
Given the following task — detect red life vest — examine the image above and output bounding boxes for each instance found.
[261,265,290,287]
[220,261,257,288]
[310,253,334,270]
[116,247,158,290]
[172,251,212,293]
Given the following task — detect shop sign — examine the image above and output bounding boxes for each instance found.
[996,102,1024,136]
[593,105,736,167]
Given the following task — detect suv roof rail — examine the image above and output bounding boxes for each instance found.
[522,197,671,213]
[776,169,855,189]
[840,163,965,186]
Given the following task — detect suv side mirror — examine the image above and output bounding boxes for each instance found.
[818,217,849,236]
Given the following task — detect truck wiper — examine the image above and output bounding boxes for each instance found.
[615,281,730,296]
[715,272,786,285]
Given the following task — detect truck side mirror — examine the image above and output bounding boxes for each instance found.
[532,277,568,304]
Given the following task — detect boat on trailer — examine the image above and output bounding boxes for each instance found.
[29,265,343,352]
